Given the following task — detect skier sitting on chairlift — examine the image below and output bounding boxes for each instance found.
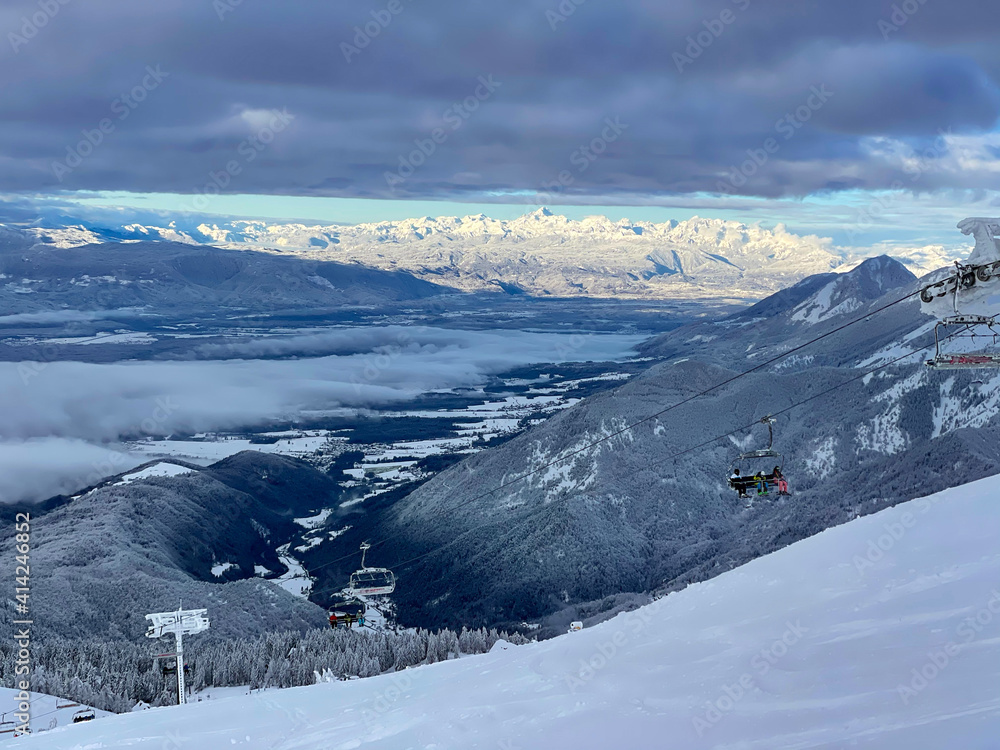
[755,471,769,496]
[729,468,749,498]
[772,466,789,495]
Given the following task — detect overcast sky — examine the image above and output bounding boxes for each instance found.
[2,0,999,240]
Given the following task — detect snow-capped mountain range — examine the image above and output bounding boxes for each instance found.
[19,210,967,300]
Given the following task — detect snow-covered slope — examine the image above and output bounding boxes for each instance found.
[0,451,333,641]
[19,474,1000,749]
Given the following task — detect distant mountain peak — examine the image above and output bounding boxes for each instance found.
[788,255,915,325]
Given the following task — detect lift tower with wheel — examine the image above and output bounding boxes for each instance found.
[145,607,210,705]
[921,218,1000,369]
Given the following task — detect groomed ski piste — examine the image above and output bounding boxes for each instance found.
[11,475,1000,749]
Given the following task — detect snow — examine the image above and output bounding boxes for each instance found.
[804,436,837,479]
[522,419,633,501]
[856,403,908,454]
[791,280,835,323]
[114,357,623,476]
[921,273,1000,320]
[274,544,313,598]
[920,219,1000,320]
[873,370,926,403]
[62,212,847,300]
[127,434,332,464]
[791,278,865,326]
[20,474,1000,748]
[113,461,194,484]
[23,225,105,248]
[44,331,155,346]
[211,562,236,577]
[293,509,333,529]
[932,373,1000,438]
[857,340,920,369]
[294,537,322,553]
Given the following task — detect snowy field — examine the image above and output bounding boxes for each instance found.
[126,433,338,464]
[274,543,313,598]
[15,474,1000,749]
[112,461,193,484]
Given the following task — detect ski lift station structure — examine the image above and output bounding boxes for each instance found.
[349,542,396,596]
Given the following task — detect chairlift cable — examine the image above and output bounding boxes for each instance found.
[303,287,924,581]
[377,323,969,575]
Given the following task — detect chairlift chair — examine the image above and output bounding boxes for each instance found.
[727,417,786,496]
[349,542,396,596]
[329,597,366,616]
[72,709,96,723]
[920,219,1000,369]
[925,315,1000,369]
[161,661,190,677]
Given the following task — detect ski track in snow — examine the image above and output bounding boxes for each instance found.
[20,475,1000,749]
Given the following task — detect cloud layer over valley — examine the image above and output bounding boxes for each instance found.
[0,327,644,503]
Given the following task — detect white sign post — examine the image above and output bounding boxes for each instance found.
[145,608,210,705]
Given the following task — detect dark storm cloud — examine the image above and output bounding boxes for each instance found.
[1,0,998,202]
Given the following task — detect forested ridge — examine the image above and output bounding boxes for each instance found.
[0,626,529,713]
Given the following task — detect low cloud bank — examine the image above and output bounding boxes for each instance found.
[0,328,644,503]
[0,438,141,504]
[0,308,150,326]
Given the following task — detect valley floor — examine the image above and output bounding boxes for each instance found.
[15,474,1000,749]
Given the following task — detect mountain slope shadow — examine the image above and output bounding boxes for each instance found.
[0,451,330,641]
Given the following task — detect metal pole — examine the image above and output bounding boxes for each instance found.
[146,608,208,708]
[175,629,185,706]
